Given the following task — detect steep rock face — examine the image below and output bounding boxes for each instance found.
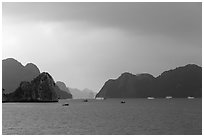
[96,64,202,98]
[55,81,72,99]
[5,72,58,102]
[2,58,40,93]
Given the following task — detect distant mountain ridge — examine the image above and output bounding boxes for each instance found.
[96,64,202,98]
[69,87,96,99]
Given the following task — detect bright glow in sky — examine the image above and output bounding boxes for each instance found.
[2,2,202,92]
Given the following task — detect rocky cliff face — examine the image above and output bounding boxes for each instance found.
[96,64,202,98]
[2,58,40,93]
[4,72,59,102]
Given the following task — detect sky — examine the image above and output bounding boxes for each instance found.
[2,2,202,92]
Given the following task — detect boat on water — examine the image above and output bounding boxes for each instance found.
[166,96,172,99]
[147,97,155,99]
[187,96,195,99]
[121,101,125,103]
[95,97,105,100]
[62,103,69,106]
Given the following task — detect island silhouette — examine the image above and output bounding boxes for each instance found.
[96,64,202,98]
[2,58,72,102]
[2,58,202,102]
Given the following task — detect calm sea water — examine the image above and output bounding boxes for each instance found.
[2,98,202,135]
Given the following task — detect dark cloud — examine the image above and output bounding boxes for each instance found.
[2,2,202,91]
[3,2,201,38]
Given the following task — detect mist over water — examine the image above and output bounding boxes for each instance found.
[3,98,202,135]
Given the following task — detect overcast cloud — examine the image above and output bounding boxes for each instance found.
[2,2,202,92]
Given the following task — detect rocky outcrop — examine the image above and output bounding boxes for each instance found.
[96,64,202,98]
[155,64,202,98]
[55,81,72,99]
[4,72,59,102]
[97,73,155,98]
[2,58,40,94]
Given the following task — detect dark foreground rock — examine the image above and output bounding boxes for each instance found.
[96,64,202,98]
[3,72,59,102]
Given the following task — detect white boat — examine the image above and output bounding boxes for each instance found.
[147,97,155,99]
[95,97,105,100]
[166,96,172,99]
[187,96,195,99]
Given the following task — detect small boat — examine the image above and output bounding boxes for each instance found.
[83,99,88,102]
[62,103,69,106]
[147,97,155,99]
[166,96,172,99]
[95,97,105,100]
[121,101,125,103]
[187,96,195,99]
